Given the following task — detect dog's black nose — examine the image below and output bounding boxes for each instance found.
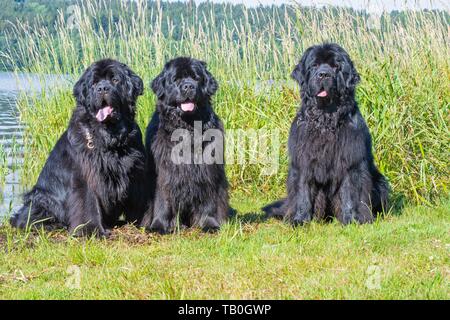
[317,64,333,79]
[180,79,197,93]
[318,71,331,79]
[96,81,111,93]
[182,83,194,91]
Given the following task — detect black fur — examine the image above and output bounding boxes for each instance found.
[141,57,230,234]
[263,43,389,225]
[10,59,147,236]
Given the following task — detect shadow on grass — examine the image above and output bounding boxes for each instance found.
[387,192,407,216]
[231,192,408,226]
[235,211,267,224]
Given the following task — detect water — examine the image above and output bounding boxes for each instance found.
[0,88,23,217]
[0,72,69,218]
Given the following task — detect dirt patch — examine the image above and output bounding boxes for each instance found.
[109,224,156,245]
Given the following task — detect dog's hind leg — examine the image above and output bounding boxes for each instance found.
[10,189,62,230]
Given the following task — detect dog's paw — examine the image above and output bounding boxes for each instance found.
[291,212,312,226]
[262,199,287,220]
[70,224,109,238]
[100,229,112,238]
[148,218,172,235]
[342,211,374,225]
[200,216,221,233]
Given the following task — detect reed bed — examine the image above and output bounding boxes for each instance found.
[1,0,448,206]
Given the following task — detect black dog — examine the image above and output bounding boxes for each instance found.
[263,43,389,225]
[141,57,230,234]
[10,59,147,236]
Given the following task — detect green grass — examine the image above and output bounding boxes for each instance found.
[0,144,7,188]
[0,197,449,299]
[0,1,449,299]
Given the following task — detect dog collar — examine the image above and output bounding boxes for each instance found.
[84,128,94,149]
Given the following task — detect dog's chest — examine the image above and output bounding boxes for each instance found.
[296,126,344,184]
[153,128,224,195]
[153,126,219,165]
[81,146,144,203]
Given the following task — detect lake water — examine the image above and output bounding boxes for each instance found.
[0,72,69,218]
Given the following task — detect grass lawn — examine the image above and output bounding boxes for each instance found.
[0,195,448,299]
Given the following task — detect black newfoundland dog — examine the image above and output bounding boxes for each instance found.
[141,57,230,234]
[10,59,147,236]
[263,43,389,225]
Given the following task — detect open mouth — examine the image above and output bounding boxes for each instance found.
[317,89,328,98]
[180,101,196,112]
[96,101,114,122]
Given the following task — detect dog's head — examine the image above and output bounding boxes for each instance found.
[291,43,360,106]
[73,59,144,123]
[151,57,218,115]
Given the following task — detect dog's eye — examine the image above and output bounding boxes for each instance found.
[312,63,319,68]
[112,78,119,84]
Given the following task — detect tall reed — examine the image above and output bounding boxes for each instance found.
[1,0,448,205]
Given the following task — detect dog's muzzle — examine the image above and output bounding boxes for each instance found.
[314,65,336,98]
[180,78,197,97]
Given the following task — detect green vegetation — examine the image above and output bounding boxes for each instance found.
[2,0,448,204]
[0,198,449,299]
[2,0,447,71]
[0,0,448,299]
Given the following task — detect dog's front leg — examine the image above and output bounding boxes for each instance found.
[336,169,374,225]
[289,176,314,226]
[193,197,226,233]
[148,189,174,234]
[67,188,109,237]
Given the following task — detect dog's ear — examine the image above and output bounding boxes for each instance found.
[73,66,93,106]
[122,64,144,117]
[290,64,303,85]
[151,70,166,99]
[200,61,218,96]
[337,55,360,94]
[127,66,144,99]
[291,46,314,87]
[122,64,144,100]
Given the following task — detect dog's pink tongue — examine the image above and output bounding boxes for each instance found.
[317,90,328,97]
[96,106,113,122]
[181,102,195,112]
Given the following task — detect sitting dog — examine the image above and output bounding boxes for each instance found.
[10,59,147,236]
[142,57,231,234]
[263,43,389,225]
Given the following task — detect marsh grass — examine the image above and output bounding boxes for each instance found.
[0,144,7,189]
[1,1,449,205]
